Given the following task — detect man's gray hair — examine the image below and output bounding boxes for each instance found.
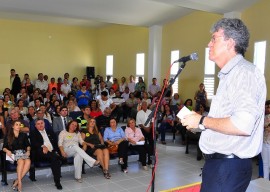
[35,117,44,124]
[211,18,250,56]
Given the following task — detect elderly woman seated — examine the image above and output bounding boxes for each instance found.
[58,120,99,183]
[103,117,129,173]
[125,118,148,171]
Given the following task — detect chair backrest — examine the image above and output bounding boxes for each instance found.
[69,111,83,120]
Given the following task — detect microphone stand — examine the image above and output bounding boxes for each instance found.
[144,61,187,192]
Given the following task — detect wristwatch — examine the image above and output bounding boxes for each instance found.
[198,116,206,130]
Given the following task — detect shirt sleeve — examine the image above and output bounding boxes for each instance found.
[78,133,84,145]
[120,127,126,139]
[103,129,109,141]
[58,131,64,147]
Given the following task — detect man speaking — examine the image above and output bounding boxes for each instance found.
[181,18,266,192]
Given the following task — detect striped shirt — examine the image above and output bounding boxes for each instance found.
[200,54,266,158]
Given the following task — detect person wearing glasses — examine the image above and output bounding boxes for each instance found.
[181,18,266,192]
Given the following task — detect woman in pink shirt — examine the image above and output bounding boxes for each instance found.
[125,118,148,171]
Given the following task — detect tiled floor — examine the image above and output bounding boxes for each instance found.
[0,134,267,192]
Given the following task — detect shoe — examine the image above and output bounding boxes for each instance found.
[12,179,18,190]
[103,170,111,179]
[122,169,128,173]
[17,182,22,192]
[55,182,63,190]
[93,160,100,167]
[143,166,148,171]
[149,164,154,169]
[197,156,202,161]
[161,141,166,145]
[75,178,83,183]
[118,159,124,165]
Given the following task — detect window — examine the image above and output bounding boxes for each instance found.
[135,53,145,83]
[204,48,215,99]
[106,55,113,82]
[170,50,179,94]
[254,41,266,74]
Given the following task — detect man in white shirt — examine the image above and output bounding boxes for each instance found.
[97,91,116,114]
[35,73,48,96]
[136,101,153,166]
[148,78,161,99]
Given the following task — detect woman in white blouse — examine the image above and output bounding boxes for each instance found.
[58,120,99,183]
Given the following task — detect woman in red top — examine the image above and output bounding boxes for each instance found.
[89,100,103,118]
[111,78,119,91]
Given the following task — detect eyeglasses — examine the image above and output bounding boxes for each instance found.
[210,36,224,43]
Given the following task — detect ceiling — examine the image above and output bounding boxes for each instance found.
[0,0,260,27]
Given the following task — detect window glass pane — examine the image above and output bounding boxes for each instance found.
[204,48,215,75]
[170,50,180,94]
[136,53,145,75]
[254,41,266,74]
[106,55,113,75]
[171,50,180,75]
[204,48,215,99]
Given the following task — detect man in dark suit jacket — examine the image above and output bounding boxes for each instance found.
[30,118,63,190]
[10,69,21,99]
[52,106,72,136]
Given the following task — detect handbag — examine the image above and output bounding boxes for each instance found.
[108,144,118,154]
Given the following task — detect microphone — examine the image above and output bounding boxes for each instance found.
[173,53,198,63]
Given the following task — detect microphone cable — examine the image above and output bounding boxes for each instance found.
[146,61,175,192]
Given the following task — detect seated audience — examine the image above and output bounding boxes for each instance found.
[96,107,112,134]
[141,92,151,108]
[119,77,127,93]
[0,98,8,118]
[80,75,91,91]
[125,118,148,171]
[103,118,129,173]
[76,84,92,108]
[58,120,99,183]
[22,77,34,96]
[52,106,72,136]
[97,91,116,114]
[112,90,125,122]
[48,77,57,94]
[0,115,6,137]
[3,93,14,109]
[30,118,63,190]
[39,104,52,124]
[127,75,135,93]
[170,93,182,114]
[81,118,111,179]
[89,100,103,118]
[17,99,28,118]
[30,109,53,132]
[158,104,175,145]
[67,99,81,112]
[184,98,193,111]
[71,77,81,95]
[76,106,91,130]
[26,106,36,123]
[124,93,138,120]
[111,78,119,91]
[3,120,31,192]
[6,109,30,133]
[136,101,153,167]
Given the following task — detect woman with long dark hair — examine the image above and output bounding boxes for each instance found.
[2,120,31,192]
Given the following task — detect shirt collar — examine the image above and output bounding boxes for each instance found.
[218,54,243,79]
